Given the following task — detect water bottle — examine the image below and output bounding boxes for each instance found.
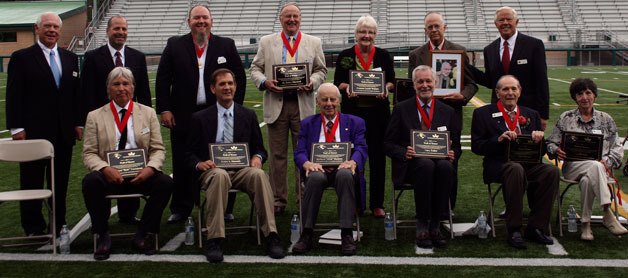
[184,217,195,246]
[477,211,488,239]
[290,214,300,243]
[384,212,394,240]
[568,205,578,233]
[59,224,70,254]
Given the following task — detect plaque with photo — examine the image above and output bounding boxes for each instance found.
[272,63,310,89]
[350,70,385,95]
[310,142,351,166]
[394,78,414,105]
[561,131,603,161]
[411,130,450,158]
[209,143,250,169]
[106,148,147,178]
[429,50,464,97]
[507,135,542,163]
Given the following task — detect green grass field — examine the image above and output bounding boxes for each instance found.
[1,66,627,276]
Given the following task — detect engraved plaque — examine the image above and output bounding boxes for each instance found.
[508,135,542,163]
[562,131,603,161]
[209,143,250,169]
[411,130,450,158]
[106,148,147,178]
[310,142,351,166]
[350,70,385,95]
[273,63,310,89]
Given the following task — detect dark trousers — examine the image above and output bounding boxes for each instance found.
[441,101,463,210]
[82,171,173,235]
[168,126,194,217]
[501,162,559,233]
[408,158,453,224]
[302,169,356,229]
[19,142,72,235]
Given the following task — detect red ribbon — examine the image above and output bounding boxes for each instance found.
[496,100,520,132]
[110,100,133,134]
[354,44,375,71]
[192,34,211,58]
[281,32,301,59]
[321,113,340,143]
[416,96,435,129]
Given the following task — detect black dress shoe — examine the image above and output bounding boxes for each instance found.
[119,217,141,225]
[524,228,554,245]
[292,233,313,254]
[273,206,286,216]
[167,213,185,224]
[205,238,224,263]
[430,230,447,248]
[415,231,433,249]
[507,232,527,249]
[340,234,357,256]
[266,233,285,259]
[132,235,156,255]
[94,233,112,261]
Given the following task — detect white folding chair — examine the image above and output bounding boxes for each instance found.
[0,139,56,254]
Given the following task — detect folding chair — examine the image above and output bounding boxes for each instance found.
[92,193,158,252]
[0,139,56,254]
[391,183,454,240]
[197,188,260,248]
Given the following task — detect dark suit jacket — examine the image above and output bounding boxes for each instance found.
[471,103,544,183]
[156,33,246,130]
[81,44,152,116]
[479,32,550,119]
[185,103,266,178]
[6,44,80,146]
[383,97,459,186]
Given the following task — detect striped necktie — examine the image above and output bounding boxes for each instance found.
[49,51,61,88]
[223,111,233,143]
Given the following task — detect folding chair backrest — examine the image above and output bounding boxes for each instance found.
[0,139,54,162]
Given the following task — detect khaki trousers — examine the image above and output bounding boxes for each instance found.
[563,160,611,222]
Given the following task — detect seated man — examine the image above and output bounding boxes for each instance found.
[186,68,285,262]
[292,83,368,256]
[547,78,627,241]
[471,75,558,249]
[384,65,458,249]
[82,67,173,260]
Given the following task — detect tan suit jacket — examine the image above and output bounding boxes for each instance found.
[82,102,165,172]
[250,32,327,124]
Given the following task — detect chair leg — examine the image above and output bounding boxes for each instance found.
[355,211,361,242]
[198,204,203,248]
[448,199,454,239]
[391,187,397,240]
[557,186,563,237]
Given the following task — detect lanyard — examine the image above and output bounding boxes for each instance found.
[192,34,211,58]
[110,100,133,133]
[496,100,520,132]
[416,96,435,129]
[281,32,301,57]
[354,44,375,70]
[321,113,340,143]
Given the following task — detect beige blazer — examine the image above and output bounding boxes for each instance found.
[250,32,327,124]
[82,102,165,172]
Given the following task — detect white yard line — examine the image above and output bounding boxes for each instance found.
[160,233,186,252]
[546,237,568,256]
[549,78,627,96]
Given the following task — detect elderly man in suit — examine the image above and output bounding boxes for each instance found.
[186,68,285,263]
[292,83,367,256]
[475,6,550,130]
[407,11,478,213]
[156,4,246,223]
[82,67,173,260]
[81,15,152,224]
[384,65,457,249]
[471,75,558,249]
[250,3,328,215]
[6,12,82,236]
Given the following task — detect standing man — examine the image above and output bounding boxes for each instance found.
[250,3,327,215]
[156,4,246,223]
[407,12,477,212]
[476,6,550,130]
[471,75,558,249]
[6,12,82,235]
[385,66,457,249]
[81,15,152,224]
[186,69,285,262]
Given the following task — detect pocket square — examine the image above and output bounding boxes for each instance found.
[217,56,227,64]
[141,127,150,135]
[73,71,78,77]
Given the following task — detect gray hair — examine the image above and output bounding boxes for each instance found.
[106,67,136,94]
[494,6,518,22]
[317,83,341,99]
[355,14,378,34]
[411,65,438,82]
[36,12,62,28]
[495,75,521,90]
[424,11,445,25]
[280,2,301,15]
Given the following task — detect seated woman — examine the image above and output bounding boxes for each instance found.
[547,78,626,241]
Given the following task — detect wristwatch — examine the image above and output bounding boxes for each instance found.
[547,144,557,154]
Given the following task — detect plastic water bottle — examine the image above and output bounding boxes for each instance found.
[290,214,300,243]
[184,217,195,246]
[59,224,70,254]
[477,211,488,239]
[384,212,394,240]
[568,205,578,233]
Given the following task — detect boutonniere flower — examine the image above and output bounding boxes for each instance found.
[518,116,530,129]
[340,57,355,69]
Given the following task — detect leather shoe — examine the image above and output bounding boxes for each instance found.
[205,238,224,263]
[167,213,184,224]
[273,206,286,216]
[415,231,433,249]
[119,217,141,225]
[580,222,594,241]
[430,230,447,248]
[94,233,112,261]
[265,232,285,259]
[132,235,156,255]
[292,233,313,254]
[372,208,385,218]
[524,228,553,245]
[507,232,527,249]
[603,210,628,235]
[340,234,357,256]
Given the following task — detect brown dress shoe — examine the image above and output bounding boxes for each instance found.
[430,230,447,248]
[132,235,156,255]
[415,231,433,249]
[292,233,313,254]
[94,233,111,261]
[340,234,357,256]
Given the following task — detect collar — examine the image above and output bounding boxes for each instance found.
[217,102,234,116]
[37,40,58,54]
[429,39,445,50]
[107,43,125,58]
[575,107,597,123]
[113,101,130,113]
[418,98,433,107]
[503,105,518,114]
[323,114,338,124]
[500,31,518,47]
[282,31,300,40]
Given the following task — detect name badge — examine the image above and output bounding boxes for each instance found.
[492,112,503,118]
[517,59,528,65]
[437,126,448,131]
[217,56,227,64]
[72,71,78,77]
[372,67,383,72]
[592,129,602,135]
[141,127,150,135]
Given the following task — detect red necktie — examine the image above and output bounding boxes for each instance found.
[115,51,123,67]
[502,41,510,74]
